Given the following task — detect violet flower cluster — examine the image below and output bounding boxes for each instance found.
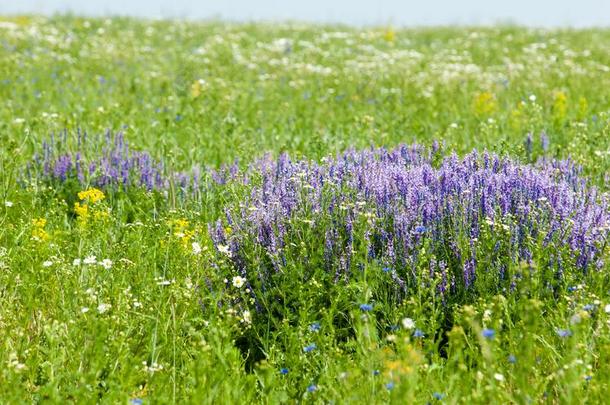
[25,130,202,192]
[211,145,609,300]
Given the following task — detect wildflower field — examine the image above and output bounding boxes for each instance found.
[1,15,610,403]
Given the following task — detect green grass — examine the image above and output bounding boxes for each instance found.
[0,15,609,403]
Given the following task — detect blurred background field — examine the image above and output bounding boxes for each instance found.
[0,16,608,172]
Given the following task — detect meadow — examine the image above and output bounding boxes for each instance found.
[0,15,609,403]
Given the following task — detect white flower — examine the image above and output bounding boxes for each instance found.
[191,242,202,255]
[42,260,53,267]
[100,259,113,270]
[4,201,13,207]
[73,258,82,266]
[529,94,536,102]
[605,304,610,314]
[242,310,252,324]
[13,118,25,124]
[97,303,111,314]
[217,244,232,257]
[232,276,246,288]
[401,317,415,330]
[494,373,505,382]
[81,307,89,313]
[84,255,97,265]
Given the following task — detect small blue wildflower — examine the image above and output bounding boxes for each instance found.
[307,384,317,393]
[415,225,427,233]
[309,322,321,332]
[556,328,572,338]
[413,329,425,338]
[482,328,496,339]
[508,354,517,364]
[303,343,317,353]
[583,304,595,312]
[585,375,592,382]
[360,303,373,311]
[280,368,289,375]
[373,369,380,376]
[567,286,577,293]
[433,392,446,400]
[129,400,143,405]
[382,267,391,273]
[386,382,395,390]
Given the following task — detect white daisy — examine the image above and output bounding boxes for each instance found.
[100,259,113,270]
[232,276,246,288]
[83,255,97,265]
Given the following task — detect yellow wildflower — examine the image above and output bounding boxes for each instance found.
[473,92,498,117]
[383,28,396,42]
[74,202,89,221]
[32,218,49,241]
[78,188,105,204]
[190,79,205,98]
[552,91,567,122]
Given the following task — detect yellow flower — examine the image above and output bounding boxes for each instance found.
[552,91,568,122]
[190,79,205,98]
[78,188,105,204]
[473,92,498,117]
[32,218,49,241]
[32,218,47,228]
[383,28,396,42]
[74,202,89,221]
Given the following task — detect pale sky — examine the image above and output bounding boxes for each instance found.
[1,0,609,27]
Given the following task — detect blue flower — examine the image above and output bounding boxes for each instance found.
[307,384,317,392]
[386,382,395,390]
[309,322,321,332]
[303,343,317,353]
[382,267,391,273]
[482,328,495,339]
[280,368,289,375]
[129,400,143,405]
[413,329,425,338]
[556,328,572,338]
[433,392,446,400]
[415,225,427,233]
[567,286,577,293]
[373,369,380,376]
[585,375,592,382]
[360,303,373,311]
[508,354,517,364]
[583,304,595,312]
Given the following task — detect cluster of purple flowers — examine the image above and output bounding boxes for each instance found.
[211,145,608,300]
[25,130,202,193]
